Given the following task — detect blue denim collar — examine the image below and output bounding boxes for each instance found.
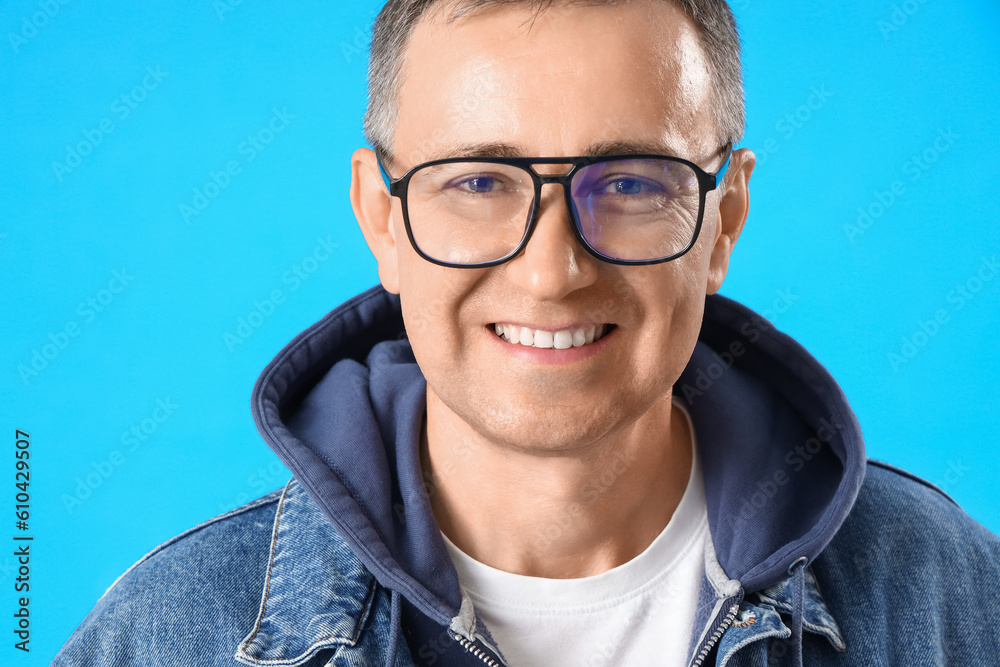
[712,566,847,667]
[752,567,846,652]
[235,479,381,666]
[688,529,846,666]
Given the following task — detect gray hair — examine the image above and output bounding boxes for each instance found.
[363,0,744,167]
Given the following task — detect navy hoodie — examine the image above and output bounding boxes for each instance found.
[250,284,866,665]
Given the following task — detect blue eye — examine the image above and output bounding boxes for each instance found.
[589,176,661,197]
[463,176,497,193]
[613,178,644,195]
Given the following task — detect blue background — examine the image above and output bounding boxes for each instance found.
[1,0,998,662]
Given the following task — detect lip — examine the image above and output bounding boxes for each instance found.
[495,321,608,333]
[485,323,617,365]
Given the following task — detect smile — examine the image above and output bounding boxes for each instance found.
[492,323,615,349]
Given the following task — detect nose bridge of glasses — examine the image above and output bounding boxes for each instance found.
[528,163,581,249]
[528,160,575,183]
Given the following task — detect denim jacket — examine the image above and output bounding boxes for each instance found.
[55,287,1000,666]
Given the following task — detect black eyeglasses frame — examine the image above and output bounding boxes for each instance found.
[376,145,733,268]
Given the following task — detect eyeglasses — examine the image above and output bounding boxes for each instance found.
[376,145,733,268]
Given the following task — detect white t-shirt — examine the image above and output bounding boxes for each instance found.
[442,403,709,667]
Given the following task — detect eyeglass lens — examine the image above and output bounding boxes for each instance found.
[405,159,702,264]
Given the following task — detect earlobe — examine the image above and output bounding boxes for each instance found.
[350,147,401,294]
[706,148,755,295]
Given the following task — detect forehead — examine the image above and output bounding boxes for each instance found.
[394,0,717,166]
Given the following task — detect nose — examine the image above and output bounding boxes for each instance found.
[503,180,600,302]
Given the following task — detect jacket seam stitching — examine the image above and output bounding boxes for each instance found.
[97,487,285,605]
[241,479,292,654]
[239,481,375,664]
[350,577,379,645]
[866,457,961,507]
[718,627,791,667]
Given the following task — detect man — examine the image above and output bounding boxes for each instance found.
[55,0,1000,666]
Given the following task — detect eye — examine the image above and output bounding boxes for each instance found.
[591,175,664,197]
[443,173,512,195]
[462,176,498,194]
[610,178,644,195]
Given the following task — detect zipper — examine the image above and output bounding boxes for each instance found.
[691,601,741,666]
[453,633,504,667]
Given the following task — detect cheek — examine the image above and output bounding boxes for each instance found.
[664,275,708,373]
[400,278,457,356]
[633,256,706,317]
[397,265,479,369]
[630,262,707,360]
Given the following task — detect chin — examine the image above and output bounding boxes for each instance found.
[472,399,626,455]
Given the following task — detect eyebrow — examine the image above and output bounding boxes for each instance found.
[424,139,687,162]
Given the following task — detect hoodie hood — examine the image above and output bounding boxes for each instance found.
[251,284,865,631]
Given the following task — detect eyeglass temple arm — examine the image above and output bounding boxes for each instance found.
[376,153,394,194]
[712,144,735,190]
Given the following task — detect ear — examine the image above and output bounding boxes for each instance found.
[706,148,755,295]
[350,147,401,294]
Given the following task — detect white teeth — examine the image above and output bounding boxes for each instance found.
[534,330,554,348]
[494,323,611,349]
[553,330,573,349]
[519,327,533,346]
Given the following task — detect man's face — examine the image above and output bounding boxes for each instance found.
[353,0,752,454]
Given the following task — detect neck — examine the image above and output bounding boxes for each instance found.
[421,387,693,578]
